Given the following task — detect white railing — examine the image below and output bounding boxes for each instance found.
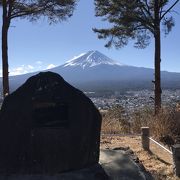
[149,137,172,154]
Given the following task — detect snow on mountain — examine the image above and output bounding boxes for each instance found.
[63,50,124,69]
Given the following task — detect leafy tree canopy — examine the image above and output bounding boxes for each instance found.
[93,0,179,49]
[0,0,77,23]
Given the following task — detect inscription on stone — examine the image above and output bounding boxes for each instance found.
[33,102,68,128]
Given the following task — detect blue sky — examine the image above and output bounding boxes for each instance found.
[0,0,180,75]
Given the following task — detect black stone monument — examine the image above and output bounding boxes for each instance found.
[0,72,102,174]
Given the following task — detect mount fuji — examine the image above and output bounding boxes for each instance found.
[6,50,180,91]
[63,50,123,68]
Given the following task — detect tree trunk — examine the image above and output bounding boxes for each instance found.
[154,0,161,114]
[2,1,10,97]
[154,29,161,114]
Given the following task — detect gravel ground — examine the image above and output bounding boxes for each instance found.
[101,135,180,180]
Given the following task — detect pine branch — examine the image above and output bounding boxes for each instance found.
[10,2,55,19]
[160,0,180,20]
[140,0,154,22]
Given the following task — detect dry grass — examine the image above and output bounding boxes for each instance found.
[101,106,180,142]
[101,106,130,134]
[131,107,180,141]
[100,135,180,180]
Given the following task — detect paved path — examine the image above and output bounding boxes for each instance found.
[0,149,153,180]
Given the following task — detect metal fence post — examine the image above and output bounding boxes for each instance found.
[141,127,150,151]
[172,144,180,177]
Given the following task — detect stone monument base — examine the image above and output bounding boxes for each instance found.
[0,164,108,180]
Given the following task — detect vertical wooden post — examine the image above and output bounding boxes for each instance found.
[172,144,180,177]
[141,127,150,151]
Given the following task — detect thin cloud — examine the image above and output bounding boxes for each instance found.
[46,64,56,70]
[36,61,43,65]
[9,65,35,76]
[0,62,57,77]
[28,65,34,70]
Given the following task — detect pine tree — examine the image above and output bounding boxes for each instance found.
[0,0,77,97]
[93,0,179,114]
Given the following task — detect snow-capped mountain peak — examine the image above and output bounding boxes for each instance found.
[63,50,124,69]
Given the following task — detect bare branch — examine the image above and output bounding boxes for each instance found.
[161,0,180,20]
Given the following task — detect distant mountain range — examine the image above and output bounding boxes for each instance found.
[2,50,180,92]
